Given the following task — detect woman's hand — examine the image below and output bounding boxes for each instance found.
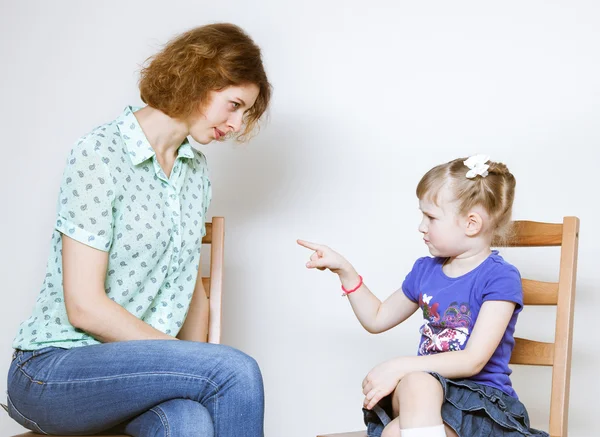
[362,358,405,410]
[296,239,354,275]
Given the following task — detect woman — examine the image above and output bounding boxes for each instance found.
[7,23,271,436]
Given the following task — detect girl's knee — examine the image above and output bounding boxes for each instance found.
[398,372,441,393]
[392,373,445,429]
[396,372,443,405]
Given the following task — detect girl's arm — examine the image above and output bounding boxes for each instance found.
[177,270,210,341]
[298,240,419,333]
[362,300,516,409]
[340,269,419,333]
[63,235,177,342]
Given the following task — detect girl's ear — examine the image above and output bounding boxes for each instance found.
[465,211,484,237]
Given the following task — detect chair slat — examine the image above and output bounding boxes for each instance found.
[493,221,563,247]
[202,222,213,244]
[510,337,554,366]
[202,277,211,298]
[522,279,558,305]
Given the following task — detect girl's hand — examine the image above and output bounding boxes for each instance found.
[362,359,404,410]
[296,240,353,274]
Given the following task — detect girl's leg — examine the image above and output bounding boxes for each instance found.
[122,399,213,437]
[7,340,264,436]
[390,372,456,437]
[381,417,401,437]
[444,425,458,437]
[380,418,456,437]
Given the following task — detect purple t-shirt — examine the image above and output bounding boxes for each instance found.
[402,250,523,397]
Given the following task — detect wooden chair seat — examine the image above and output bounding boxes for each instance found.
[6,218,225,437]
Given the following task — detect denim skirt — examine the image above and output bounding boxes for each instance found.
[363,373,549,437]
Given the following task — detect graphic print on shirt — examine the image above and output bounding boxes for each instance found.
[418,293,472,355]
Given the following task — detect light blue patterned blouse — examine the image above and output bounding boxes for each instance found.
[13,106,212,350]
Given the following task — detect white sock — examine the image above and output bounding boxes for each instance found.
[400,424,446,437]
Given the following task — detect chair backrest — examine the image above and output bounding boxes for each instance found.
[492,216,579,437]
[201,217,225,344]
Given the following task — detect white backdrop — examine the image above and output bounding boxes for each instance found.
[1,1,598,436]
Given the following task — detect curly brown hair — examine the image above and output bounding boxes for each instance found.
[139,23,271,141]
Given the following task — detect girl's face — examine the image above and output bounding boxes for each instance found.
[187,83,260,145]
[418,187,472,258]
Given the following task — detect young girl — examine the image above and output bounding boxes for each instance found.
[298,155,548,437]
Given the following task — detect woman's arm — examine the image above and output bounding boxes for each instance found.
[176,270,210,342]
[62,235,176,342]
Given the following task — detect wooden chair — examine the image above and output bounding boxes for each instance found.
[317,217,580,437]
[7,217,225,437]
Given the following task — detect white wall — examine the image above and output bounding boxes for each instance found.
[1,1,598,435]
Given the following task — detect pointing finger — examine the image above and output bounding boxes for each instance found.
[297,239,323,251]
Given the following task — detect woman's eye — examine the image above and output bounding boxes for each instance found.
[231,102,240,109]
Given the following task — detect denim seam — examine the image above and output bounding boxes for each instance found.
[17,365,45,385]
[15,350,50,384]
[149,406,170,437]
[214,392,219,428]
[6,393,48,435]
[21,371,219,392]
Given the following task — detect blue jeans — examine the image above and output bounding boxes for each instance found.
[6,340,264,436]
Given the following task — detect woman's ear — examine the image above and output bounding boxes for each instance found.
[465,211,484,237]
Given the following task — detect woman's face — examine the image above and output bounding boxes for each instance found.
[187,83,260,144]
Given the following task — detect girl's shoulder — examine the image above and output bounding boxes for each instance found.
[484,250,521,278]
[409,255,445,275]
[475,251,524,308]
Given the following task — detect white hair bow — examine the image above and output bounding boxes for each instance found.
[464,154,490,179]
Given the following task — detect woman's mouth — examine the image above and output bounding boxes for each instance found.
[214,128,225,140]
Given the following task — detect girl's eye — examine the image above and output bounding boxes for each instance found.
[231,102,241,109]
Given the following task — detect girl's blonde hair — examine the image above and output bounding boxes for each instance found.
[416,157,516,240]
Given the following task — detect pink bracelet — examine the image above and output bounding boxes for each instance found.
[341,275,363,296]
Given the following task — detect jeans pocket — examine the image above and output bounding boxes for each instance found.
[6,393,48,434]
[15,350,39,367]
[14,348,57,383]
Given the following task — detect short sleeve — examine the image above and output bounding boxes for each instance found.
[480,263,523,310]
[402,257,427,303]
[55,141,116,251]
